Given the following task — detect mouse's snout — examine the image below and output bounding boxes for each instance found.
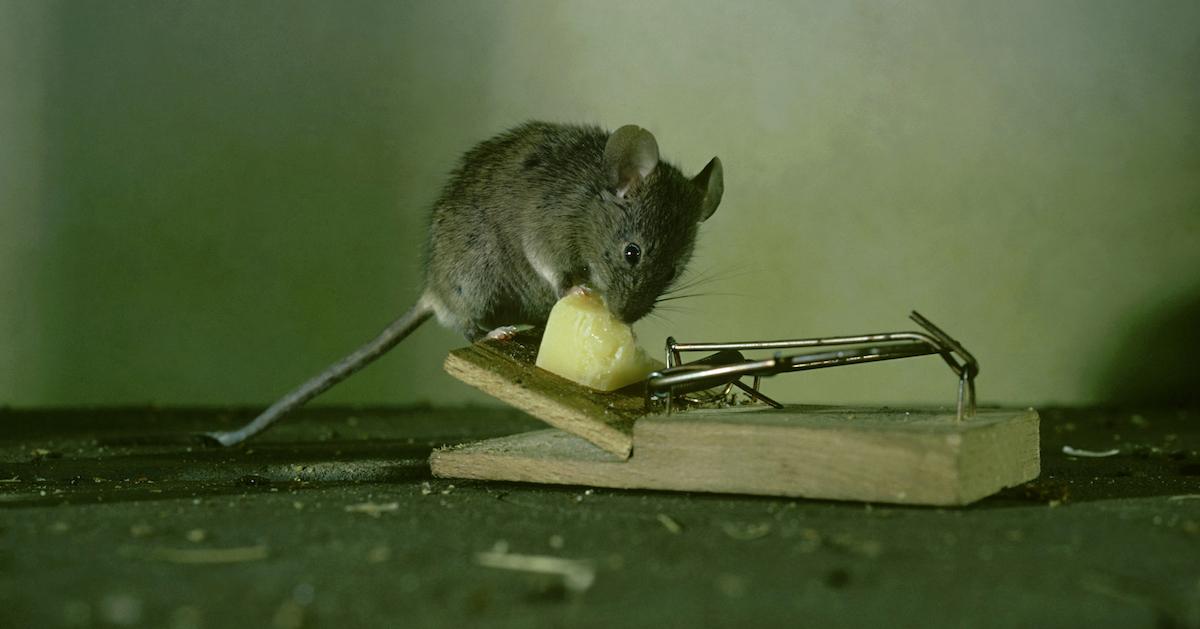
[613,293,654,325]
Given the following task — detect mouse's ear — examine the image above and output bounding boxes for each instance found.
[605,125,659,198]
[692,156,723,222]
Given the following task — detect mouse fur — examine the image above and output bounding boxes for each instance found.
[425,121,722,338]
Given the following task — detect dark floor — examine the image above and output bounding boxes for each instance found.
[1,405,1197,628]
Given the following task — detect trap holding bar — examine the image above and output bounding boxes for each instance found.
[644,311,979,420]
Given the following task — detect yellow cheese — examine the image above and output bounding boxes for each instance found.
[535,289,664,391]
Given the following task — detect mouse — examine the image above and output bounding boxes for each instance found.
[208,121,723,446]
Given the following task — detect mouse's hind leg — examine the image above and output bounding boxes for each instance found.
[426,241,547,342]
[430,301,489,342]
[423,281,498,342]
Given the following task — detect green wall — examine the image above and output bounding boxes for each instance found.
[3,1,1197,409]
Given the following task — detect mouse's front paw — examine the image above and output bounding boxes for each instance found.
[484,325,520,342]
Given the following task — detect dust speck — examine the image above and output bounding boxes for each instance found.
[716,573,747,598]
[99,593,142,626]
[367,546,391,563]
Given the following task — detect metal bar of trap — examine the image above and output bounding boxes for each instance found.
[645,311,978,420]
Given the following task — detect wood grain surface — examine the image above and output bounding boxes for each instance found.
[431,406,1041,506]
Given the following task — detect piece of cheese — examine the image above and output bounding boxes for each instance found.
[535,289,664,391]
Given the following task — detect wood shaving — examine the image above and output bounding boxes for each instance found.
[1062,446,1120,458]
[475,551,595,593]
[344,501,400,517]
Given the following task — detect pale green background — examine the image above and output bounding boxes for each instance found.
[2,1,1197,409]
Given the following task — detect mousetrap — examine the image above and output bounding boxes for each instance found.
[431,313,1040,505]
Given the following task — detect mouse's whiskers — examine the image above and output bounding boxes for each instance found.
[655,291,742,304]
[661,264,755,298]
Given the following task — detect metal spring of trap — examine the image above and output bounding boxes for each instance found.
[644,311,979,421]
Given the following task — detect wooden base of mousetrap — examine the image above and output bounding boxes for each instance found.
[435,333,1040,506]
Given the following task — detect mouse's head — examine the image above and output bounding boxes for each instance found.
[584,125,723,323]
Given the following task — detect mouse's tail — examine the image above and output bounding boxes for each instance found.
[205,298,435,447]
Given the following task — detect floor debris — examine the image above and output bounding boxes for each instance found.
[475,551,596,593]
[1062,445,1120,458]
[720,522,771,541]
[656,513,683,534]
[344,501,400,517]
[132,545,270,564]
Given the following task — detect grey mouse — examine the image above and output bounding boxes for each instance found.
[209,121,723,446]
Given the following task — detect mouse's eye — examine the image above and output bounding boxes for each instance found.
[623,243,642,267]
